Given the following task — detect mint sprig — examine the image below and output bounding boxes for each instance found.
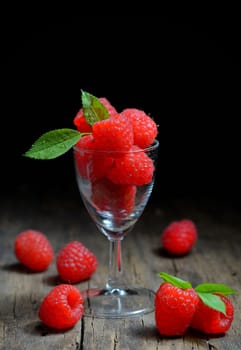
[81,90,109,125]
[23,128,84,160]
[159,272,237,315]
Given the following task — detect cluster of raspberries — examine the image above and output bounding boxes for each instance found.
[155,273,235,336]
[74,97,158,151]
[73,97,158,217]
[14,229,97,329]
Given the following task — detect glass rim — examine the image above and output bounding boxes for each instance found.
[73,139,159,154]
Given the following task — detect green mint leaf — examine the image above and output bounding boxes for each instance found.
[23,128,84,160]
[158,272,192,289]
[195,283,237,296]
[197,292,226,315]
[81,89,109,125]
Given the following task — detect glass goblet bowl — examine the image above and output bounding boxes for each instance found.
[73,139,159,318]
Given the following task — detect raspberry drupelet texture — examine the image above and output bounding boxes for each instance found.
[14,229,54,272]
[38,284,84,329]
[155,282,199,336]
[107,145,155,186]
[161,219,198,255]
[120,108,158,148]
[92,114,134,153]
[56,241,98,283]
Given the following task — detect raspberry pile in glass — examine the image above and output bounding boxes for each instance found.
[73,96,158,219]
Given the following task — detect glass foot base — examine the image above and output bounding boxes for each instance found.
[81,287,155,318]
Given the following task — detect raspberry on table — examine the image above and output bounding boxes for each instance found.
[38,284,84,329]
[190,293,234,334]
[120,108,158,149]
[155,282,199,336]
[56,241,98,283]
[107,145,155,186]
[161,219,197,255]
[155,272,236,337]
[14,229,54,272]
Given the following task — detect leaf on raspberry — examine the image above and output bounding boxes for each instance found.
[23,128,84,159]
[158,272,192,289]
[81,90,109,125]
[197,292,227,315]
[195,283,237,296]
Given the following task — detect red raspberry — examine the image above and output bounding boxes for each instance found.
[56,241,98,283]
[74,135,114,181]
[107,145,154,186]
[91,178,136,217]
[38,284,84,329]
[161,219,197,255]
[155,282,199,336]
[120,108,158,148]
[190,294,234,334]
[92,114,134,153]
[14,229,54,272]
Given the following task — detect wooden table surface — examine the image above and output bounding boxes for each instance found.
[0,191,241,350]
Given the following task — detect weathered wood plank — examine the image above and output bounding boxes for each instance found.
[0,194,240,349]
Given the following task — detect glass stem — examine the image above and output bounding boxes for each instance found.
[106,238,124,290]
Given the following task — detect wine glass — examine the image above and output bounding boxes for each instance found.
[73,139,159,318]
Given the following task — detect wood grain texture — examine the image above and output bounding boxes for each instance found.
[0,193,240,350]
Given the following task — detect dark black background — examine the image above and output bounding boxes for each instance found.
[1,14,240,205]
